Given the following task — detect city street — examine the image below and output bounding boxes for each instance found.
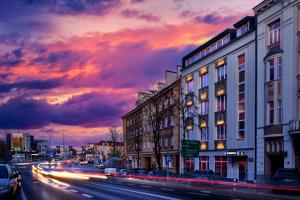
[15,164,299,200]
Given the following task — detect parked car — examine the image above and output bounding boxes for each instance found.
[0,164,19,199]
[272,168,300,193]
[148,170,175,177]
[192,170,215,180]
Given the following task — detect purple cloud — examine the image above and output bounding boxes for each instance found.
[121,9,160,22]
[0,92,130,129]
[0,48,24,67]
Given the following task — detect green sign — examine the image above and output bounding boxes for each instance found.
[181,140,200,157]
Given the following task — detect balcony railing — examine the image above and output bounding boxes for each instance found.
[289,119,300,136]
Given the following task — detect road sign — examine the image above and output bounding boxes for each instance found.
[181,140,200,157]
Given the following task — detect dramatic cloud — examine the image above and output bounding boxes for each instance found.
[121,9,160,22]
[0,92,130,129]
[0,48,24,67]
[0,78,64,93]
[18,0,122,16]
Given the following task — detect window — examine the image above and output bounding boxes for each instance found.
[238,54,245,139]
[164,117,168,128]
[199,101,209,115]
[216,64,226,82]
[215,156,227,177]
[200,127,209,141]
[200,73,209,88]
[269,101,274,124]
[277,57,282,79]
[269,20,280,45]
[200,156,209,171]
[216,95,226,111]
[278,100,282,123]
[269,58,275,81]
[170,115,175,126]
[217,125,226,140]
[240,24,249,35]
[187,79,194,93]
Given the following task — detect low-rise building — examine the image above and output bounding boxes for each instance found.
[94,141,124,162]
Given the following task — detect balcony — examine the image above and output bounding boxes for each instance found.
[199,87,209,102]
[215,111,226,126]
[215,80,226,96]
[289,120,300,137]
[185,92,194,106]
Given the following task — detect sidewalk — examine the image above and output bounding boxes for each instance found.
[114,176,300,200]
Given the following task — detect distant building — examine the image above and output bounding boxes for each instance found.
[122,70,181,173]
[5,132,35,162]
[94,141,124,162]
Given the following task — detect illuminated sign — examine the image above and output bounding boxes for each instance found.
[226,151,246,156]
[199,67,208,75]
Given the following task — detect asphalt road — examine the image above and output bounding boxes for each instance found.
[15,165,298,200]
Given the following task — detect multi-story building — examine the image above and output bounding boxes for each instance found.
[180,16,256,181]
[94,140,124,161]
[122,70,180,173]
[254,0,300,183]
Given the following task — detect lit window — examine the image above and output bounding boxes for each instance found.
[215,156,227,177]
[186,79,194,93]
[200,72,209,88]
[200,156,209,171]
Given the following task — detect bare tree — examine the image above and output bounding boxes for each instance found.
[109,126,120,157]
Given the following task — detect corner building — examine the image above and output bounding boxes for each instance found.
[180,17,256,182]
[254,0,300,183]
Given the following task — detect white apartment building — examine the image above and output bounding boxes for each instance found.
[180,16,256,182]
[254,0,300,183]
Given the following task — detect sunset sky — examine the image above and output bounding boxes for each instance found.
[0,0,262,147]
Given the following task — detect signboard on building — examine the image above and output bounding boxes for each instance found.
[181,140,200,157]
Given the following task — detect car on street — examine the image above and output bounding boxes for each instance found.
[0,164,19,199]
[272,168,300,193]
[192,170,216,180]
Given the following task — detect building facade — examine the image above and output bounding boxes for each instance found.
[254,0,300,183]
[94,141,124,162]
[123,71,180,173]
[180,17,256,182]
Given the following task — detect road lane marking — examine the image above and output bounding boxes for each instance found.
[70,189,78,193]
[81,194,93,198]
[91,183,182,200]
[160,188,175,191]
[200,190,211,194]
